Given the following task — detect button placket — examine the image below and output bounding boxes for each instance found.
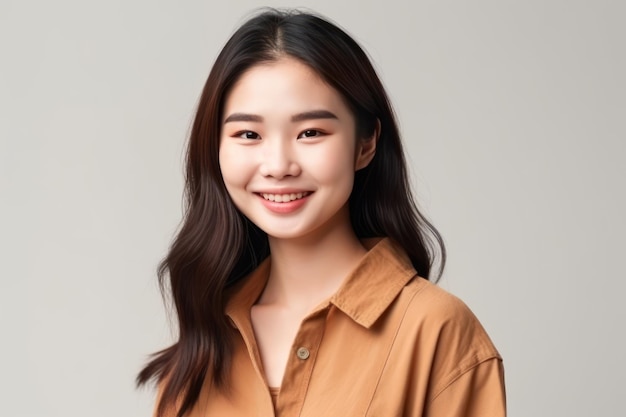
[277,309,328,416]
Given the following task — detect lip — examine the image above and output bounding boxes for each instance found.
[254,188,313,195]
[254,190,313,214]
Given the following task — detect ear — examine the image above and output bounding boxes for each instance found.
[355,119,380,171]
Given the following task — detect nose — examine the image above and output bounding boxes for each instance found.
[259,138,301,179]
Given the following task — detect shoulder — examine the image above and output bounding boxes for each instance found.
[395,277,502,390]
[402,277,498,344]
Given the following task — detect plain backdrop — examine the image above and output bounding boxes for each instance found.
[1,0,624,416]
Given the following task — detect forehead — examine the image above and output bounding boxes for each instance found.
[222,58,353,120]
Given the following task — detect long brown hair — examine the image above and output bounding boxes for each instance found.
[137,9,445,417]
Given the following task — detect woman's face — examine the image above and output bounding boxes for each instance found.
[219,57,372,241]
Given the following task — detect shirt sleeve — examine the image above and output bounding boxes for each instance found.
[424,357,506,417]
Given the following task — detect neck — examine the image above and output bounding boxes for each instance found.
[259,209,367,310]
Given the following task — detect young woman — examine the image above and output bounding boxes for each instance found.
[138,9,506,417]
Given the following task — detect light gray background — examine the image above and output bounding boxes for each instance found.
[1,0,624,416]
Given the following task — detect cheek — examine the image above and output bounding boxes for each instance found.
[219,145,249,190]
[305,142,356,188]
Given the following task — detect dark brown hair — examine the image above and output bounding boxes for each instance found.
[137,9,445,417]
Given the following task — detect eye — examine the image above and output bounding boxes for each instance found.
[297,129,323,139]
[235,131,261,140]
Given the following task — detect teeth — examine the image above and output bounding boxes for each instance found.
[261,192,309,202]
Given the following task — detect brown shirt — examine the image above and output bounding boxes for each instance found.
[164,238,506,416]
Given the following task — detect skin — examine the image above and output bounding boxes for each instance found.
[219,57,377,387]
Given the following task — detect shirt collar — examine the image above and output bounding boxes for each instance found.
[225,238,418,329]
[329,238,417,327]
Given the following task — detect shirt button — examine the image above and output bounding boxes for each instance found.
[296,347,310,360]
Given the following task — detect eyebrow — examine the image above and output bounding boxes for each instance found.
[223,110,339,124]
[223,113,263,123]
[291,110,339,122]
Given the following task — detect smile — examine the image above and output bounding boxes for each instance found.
[260,192,311,203]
